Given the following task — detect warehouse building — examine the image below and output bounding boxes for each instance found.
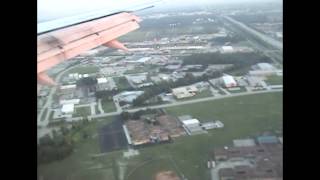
[221,74,237,88]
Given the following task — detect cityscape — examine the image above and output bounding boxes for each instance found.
[37,1,283,180]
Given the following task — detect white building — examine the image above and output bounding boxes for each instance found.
[221,46,234,53]
[181,119,205,135]
[172,86,198,99]
[252,63,276,71]
[61,104,74,114]
[221,75,237,88]
[116,91,144,103]
[126,74,147,84]
[59,99,80,105]
[97,77,108,84]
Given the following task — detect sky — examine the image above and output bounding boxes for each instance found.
[38,0,281,22]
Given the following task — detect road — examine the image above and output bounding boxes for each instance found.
[223,16,282,50]
[37,63,83,139]
[220,16,283,65]
[88,89,282,119]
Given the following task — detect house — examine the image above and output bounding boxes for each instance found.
[61,104,74,114]
[221,75,237,88]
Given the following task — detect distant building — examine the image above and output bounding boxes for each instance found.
[221,75,237,88]
[257,135,279,144]
[233,139,256,147]
[61,104,74,114]
[221,46,234,53]
[180,118,206,135]
[252,63,276,71]
[126,74,147,84]
[59,99,80,105]
[116,91,144,103]
[172,86,198,99]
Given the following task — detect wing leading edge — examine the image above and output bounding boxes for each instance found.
[37,12,141,85]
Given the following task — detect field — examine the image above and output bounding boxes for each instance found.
[38,117,116,180]
[74,106,91,117]
[124,92,283,180]
[101,99,117,113]
[265,75,283,85]
[226,86,247,93]
[38,92,282,180]
[113,77,133,90]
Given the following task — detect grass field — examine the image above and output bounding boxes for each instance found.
[38,92,282,180]
[113,76,132,90]
[265,75,283,85]
[127,92,282,180]
[74,106,91,117]
[226,86,247,93]
[38,117,116,180]
[101,99,117,113]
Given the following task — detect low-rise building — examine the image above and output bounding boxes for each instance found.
[172,86,198,99]
[221,46,234,53]
[61,104,74,114]
[221,74,237,88]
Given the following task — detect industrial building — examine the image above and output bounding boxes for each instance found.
[221,74,237,88]
[214,143,283,180]
[61,104,74,114]
[126,74,147,84]
[252,63,276,71]
[116,91,144,103]
[257,135,279,144]
[124,115,186,146]
[180,118,206,135]
[172,86,198,99]
[233,139,256,147]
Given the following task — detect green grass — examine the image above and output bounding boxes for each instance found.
[67,65,99,74]
[265,75,283,85]
[178,89,213,101]
[113,76,132,90]
[226,86,247,93]
[101,99,117,113]
[126,92,283,180]
[38,117,116,180]
[74,107,91,117]
[38,92,282,180]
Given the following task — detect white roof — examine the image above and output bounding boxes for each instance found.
[222,75,237,85]
[61,104,74,113]
[182,119,200,126]
[256,63,275,70]
[97,77,108,84]
[60,84,76,89]
[222,46,233,51]
[60,99,80,105]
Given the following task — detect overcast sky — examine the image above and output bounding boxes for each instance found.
[38,0,281,22]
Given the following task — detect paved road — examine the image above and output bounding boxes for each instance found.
[97,99,105,113]
[88,89,282,119]
[37,64,83,139]
[223,16,283,50]
[220,16,283,66]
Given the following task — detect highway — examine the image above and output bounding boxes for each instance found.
[220,15,283,65]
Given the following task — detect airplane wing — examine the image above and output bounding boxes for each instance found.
[37,0,161,85]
